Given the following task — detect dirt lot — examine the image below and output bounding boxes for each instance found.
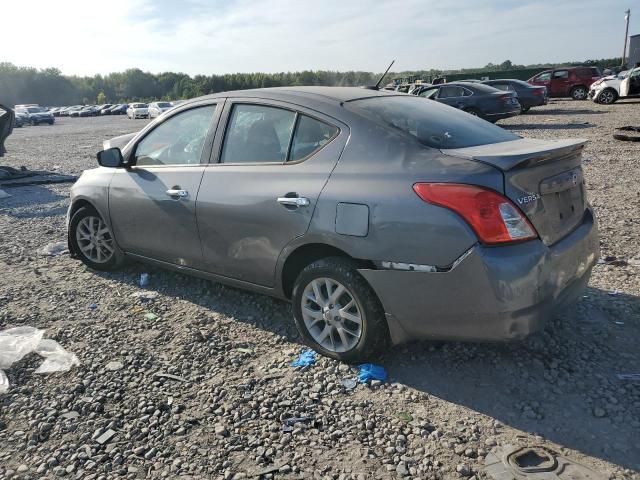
[0,101,639,479]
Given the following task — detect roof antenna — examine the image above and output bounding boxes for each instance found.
[374,60,395,90]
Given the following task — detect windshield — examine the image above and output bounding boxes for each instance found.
[347,96,519,149]
[132,103,147,108]
[26,107,44,113]
[157,102,171,108]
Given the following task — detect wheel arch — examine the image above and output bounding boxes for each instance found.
[280,242,375,299]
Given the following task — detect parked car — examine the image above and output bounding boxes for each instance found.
[528,67,602,100]
[127,103,149,119]
[412,82,520,122]
[106,104,125,115]
[79,106,99,117]
[15,106,55,125]
[13,112,28,128]
[67,87,598,361]
[481,79,547,112]
[99,104,114,115]
[58,107,74,117]
[68,106,84,117]
[148,101,173,118]
[589,69,637,104]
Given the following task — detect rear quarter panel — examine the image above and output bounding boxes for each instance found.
[302,116,504,268]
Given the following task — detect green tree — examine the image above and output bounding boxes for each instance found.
[96,91,107,104]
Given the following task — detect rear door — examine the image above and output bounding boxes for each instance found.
[549,69,570,96]
[436,85,468,109]
[196,99,348,287]
[108,101,221,266]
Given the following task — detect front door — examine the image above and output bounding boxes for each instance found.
[196,100,347,287]
[108,102,220,267]
[549,69,570,96]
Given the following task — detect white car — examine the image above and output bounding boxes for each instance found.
[126,103,149,119]
[148,101,173,118]
[589,69,635,104]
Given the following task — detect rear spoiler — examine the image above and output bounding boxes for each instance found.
[441,138,587,171]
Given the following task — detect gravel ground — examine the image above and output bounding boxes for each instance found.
[0,101,639,479]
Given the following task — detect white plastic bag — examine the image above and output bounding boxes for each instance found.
[0,327,79,393]
[34,339,80,373]
[0,327,45,369]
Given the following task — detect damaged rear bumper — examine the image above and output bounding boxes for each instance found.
[359,209,599,344]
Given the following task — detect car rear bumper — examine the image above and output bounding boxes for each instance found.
[359,208,599,344]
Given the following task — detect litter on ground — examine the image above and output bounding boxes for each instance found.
[0,326,80,393]
[291,349,317,367]
[358,363,387,383]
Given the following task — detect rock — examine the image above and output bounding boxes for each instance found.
[215,424,229,437]
[593,407,607,418]
[456,464,472,476]
[105,361,124,371]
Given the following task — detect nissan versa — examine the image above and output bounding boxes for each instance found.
[67,87,599,361]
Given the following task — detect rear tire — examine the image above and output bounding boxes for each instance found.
[463,107,481,117]
[292,257,389,362]
[570,86,588,100]
[598,88,618,104]
[69,206,125,271]
[520,106,530,113]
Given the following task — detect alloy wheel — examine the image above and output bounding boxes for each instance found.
[573,87,587,100]
[75,215,115,264]
[600,90,615,104]
[301,277,363,353]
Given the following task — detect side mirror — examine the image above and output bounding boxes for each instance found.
[97,147,124,168]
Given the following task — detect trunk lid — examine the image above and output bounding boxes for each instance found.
[442,138,587,245]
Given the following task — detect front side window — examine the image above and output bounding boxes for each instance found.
[134,105,216,166]
[535,72,551,81]
[289,115,338,161]
[418,88,439,99]
[221,104,296,164]
[553,70,569,79]
[438,86,465,98]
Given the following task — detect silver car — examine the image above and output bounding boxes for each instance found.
[67,87,599,361]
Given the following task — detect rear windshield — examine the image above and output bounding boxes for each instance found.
[347,96,519,149]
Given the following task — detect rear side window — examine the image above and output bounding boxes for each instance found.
[289,115,338,162]
[221,104,296,164]
[347,96,519,149]
[491,83,512,91]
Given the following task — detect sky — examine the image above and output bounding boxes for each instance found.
[3,0,636,76]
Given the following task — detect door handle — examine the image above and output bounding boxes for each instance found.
[166,188,189,198]
[277,196,310,207]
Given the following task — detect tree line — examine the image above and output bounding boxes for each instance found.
[0,57,622,107]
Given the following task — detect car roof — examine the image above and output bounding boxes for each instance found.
[191,86,403,106]
[441,82,499,93]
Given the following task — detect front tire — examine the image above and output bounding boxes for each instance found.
[598,88,618,104]
[570,86,588,100]
[69,206,125,271]
[292,257,389,362]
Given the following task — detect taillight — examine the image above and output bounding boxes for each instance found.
[532,88,544,96]
[413,183,538,245]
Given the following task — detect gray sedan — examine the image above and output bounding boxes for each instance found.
[67,87,599,361]
[412,82,521,122]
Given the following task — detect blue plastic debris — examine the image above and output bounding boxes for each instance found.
[89,303,97,311]
[291,349,317,368]
[358,364,387,383]
[140,273,150,287]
